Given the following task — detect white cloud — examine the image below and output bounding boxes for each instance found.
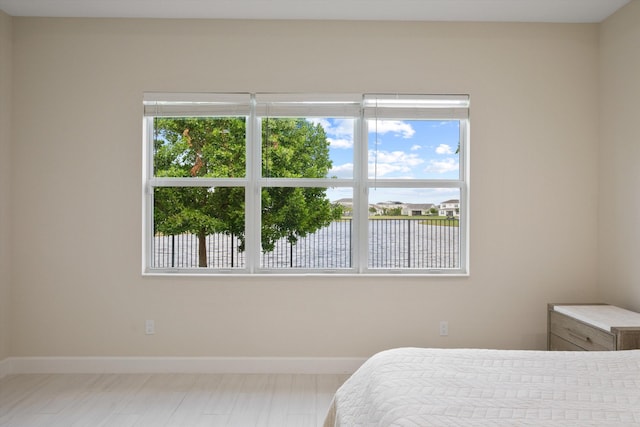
[329,138,353,149]
[329,163,353,178]
[308,118,354,149]
[424,158,459,174]
[368,120,415,139]
[331,118,355,138]
[307,117,330,128]
[326,187,353,202]
[431,121,454,128]
[374,150,424,167]
[368,150,424,177]
[435,144,453,155]
[410,144,421,151]
[368,163,409,177]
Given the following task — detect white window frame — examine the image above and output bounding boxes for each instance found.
[142,92,469,275]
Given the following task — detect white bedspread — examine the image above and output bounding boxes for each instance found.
[323,347,640,426]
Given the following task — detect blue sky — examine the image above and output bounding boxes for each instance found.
[310,118,462,205]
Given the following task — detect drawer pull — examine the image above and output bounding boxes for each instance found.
[568,330,592,343]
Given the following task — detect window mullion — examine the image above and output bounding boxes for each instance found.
[355,114,369,273]
[363,179,463,189]
[460,119,470,274]
[245,96,261,273]
[150,177,248,187]
[142,117,155,273]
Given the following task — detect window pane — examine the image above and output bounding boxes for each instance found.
[153,187,246,269]
[262,117,354,179]
[368,188,460,269]
[153,117,246,178]
[260,187,352,269]
[368,119,460,180]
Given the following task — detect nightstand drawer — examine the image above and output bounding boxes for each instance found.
[549,311,615,351]
[548,333,587,351]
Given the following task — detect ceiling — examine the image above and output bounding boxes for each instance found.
[0,0,631,23]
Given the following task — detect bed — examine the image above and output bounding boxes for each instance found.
[323,347,640,426]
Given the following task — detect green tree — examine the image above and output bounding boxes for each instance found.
[383,207,403,216]
[153,117,341,267]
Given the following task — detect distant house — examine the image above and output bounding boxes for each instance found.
[334,198,353,206]
[439,199,460,218]
[372,201,404,216]
[368,204,385,215]
[339,200,440,217]
[334,198,353,216]
[402,203,435,216]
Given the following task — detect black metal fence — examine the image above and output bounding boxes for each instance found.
[153,218,459,270]
[369,218,459,269]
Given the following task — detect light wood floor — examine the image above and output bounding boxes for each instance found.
[0,373,348,427]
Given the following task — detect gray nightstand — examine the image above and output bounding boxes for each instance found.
[548,303,640,351]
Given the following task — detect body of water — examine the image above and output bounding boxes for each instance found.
[153,218,459,270]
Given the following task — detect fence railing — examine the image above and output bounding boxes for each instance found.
[153,218,459,270]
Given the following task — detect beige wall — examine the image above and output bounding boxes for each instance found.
[598,0,640,310]
[9,18,600,358]
[0,10,12,362]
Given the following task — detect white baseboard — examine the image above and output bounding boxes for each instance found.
[5,356,365,375]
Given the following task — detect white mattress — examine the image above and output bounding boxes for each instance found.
[323,347,640,426]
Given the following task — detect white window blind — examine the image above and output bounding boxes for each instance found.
[363,94,469,120]
[143,92,252,117]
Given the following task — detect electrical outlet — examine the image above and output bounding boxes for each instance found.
[439,320,448,336]
[145,319,155,335]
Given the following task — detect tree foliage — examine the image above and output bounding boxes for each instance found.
[153,116,342,266]
[382,207,403,216]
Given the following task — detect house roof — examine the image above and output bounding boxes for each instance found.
[334,198,353,204]
[405,203,435,210]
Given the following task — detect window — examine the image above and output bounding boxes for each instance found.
[143,93,469,274]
